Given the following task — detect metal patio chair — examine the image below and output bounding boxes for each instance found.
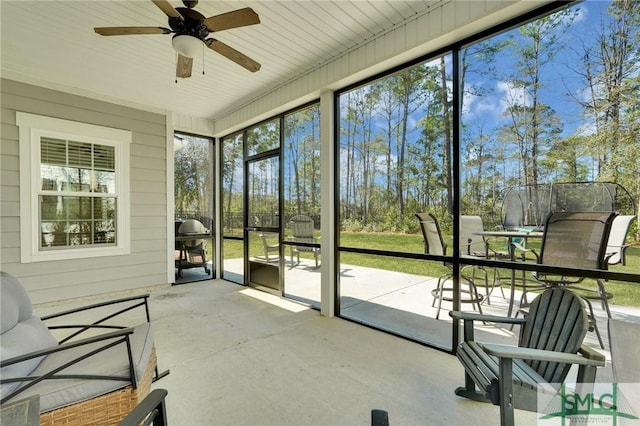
[460,215,506,304]
[525,211,617,348]
[605,214,636,267]
[415,213,484,319]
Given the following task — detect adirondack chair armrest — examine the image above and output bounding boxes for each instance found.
[450,311,525,341]
[450,311,526,324]
[578,344,606,363]
[479,343,605,367]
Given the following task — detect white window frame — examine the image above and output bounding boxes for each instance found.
[17,112,131,263]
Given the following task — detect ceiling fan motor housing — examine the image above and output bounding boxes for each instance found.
[169,7,209,40]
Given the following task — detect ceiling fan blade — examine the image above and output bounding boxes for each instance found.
[176,54,193,78]
[151,0,183,20]
[206,39,261,72]
[94,27,172,36]
[203,7,260,32]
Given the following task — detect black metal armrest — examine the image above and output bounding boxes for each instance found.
[606,244,630,266]
[1,327,135,369]
[41,294,150,321]
[463,239,490,257]
[485,241,509,258]
[1,328,139,404]
[41,294,151,343]
[529,249,541,263]
[118,388,168,426]
[620,244,630,266]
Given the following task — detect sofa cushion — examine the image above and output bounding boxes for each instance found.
[1,272,58,399]
[14,322,154,412]
[1,271,35,333]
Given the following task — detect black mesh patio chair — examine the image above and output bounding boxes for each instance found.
[524,211,616,348]
[460,215,506,304]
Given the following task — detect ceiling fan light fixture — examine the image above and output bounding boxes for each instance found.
[172,35,202,58]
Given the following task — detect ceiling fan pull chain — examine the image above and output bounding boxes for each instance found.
[175,53,179,83]
[202,42,205,75]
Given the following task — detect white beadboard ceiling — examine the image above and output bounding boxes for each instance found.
[1,0,443,123]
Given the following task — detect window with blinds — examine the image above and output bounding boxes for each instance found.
[39,137,117,249]
[17,111,131,262]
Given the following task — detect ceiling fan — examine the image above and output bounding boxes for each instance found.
[94,0,261,78]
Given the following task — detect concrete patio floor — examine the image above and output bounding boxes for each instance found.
[34,261,637,425]
[37,279,528,425]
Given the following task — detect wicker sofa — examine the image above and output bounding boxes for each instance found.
[0,271,164,425]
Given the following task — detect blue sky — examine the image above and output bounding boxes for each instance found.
[463,0,612,141]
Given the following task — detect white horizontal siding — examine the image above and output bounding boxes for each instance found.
[0,78,170,304]
[214,0,550,135]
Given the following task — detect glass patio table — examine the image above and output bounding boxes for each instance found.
[473,229,544,316]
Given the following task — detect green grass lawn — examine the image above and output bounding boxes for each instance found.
[339,232,640,308]
[218,231,640,307]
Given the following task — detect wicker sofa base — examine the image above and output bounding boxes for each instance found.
[39,348,157,426]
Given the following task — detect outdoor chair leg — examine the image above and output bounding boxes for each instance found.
[491,271,507,301]
[434,277,446,319]
[454,377,491,403]
[432,278,443,308]
[498,358,515,426]
[433,275,484,319]
[596,279,612,318]
[579,295,605,349]
[468,280,483,315]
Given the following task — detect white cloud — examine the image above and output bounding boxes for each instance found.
[407,115,417,130]
[462,88,501,118]
[576,121,597,137]
[571,4,588,24]
[497,80,532,111]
